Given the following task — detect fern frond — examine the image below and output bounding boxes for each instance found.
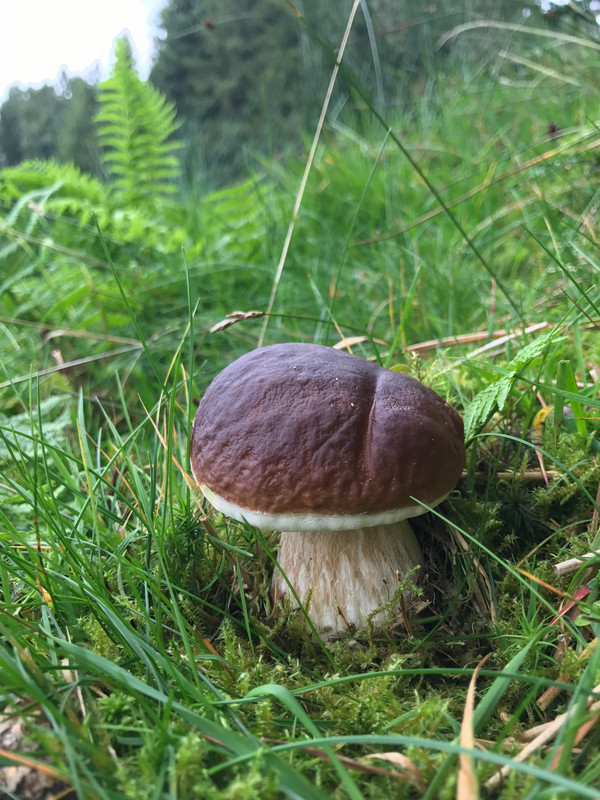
[0,159,108,206]
[96,37,181,204]
[0,159,110,233]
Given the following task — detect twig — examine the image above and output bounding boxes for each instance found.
[553,551,600,578]
[470,470,558,483]
[484,684,600,792]
[411,322,550,356]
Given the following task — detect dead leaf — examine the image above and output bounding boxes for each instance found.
[209,310,264,333]
[363,752,426,794]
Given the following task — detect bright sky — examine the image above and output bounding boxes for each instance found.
[0,0,167,100]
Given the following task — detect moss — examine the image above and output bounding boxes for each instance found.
[80,615,124,662]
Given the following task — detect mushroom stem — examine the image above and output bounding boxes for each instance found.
[272,521,423,637]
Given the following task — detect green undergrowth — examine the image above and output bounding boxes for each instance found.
[1,322,599,797]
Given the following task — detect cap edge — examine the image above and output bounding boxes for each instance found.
[198,483,448,532]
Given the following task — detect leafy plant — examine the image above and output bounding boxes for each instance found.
[96,36,182,205]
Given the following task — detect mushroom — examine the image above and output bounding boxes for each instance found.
[190,343,465,637]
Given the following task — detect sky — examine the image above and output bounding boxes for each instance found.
[0,0,167,100]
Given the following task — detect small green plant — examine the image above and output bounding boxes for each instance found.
[96,35,181,206]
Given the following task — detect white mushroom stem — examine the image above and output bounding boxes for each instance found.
[272,521,423,637]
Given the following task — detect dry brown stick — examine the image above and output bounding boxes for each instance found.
[406,322,550,356]
[326,322,553,358]
[553,551,600,578]
[471,470,559,483]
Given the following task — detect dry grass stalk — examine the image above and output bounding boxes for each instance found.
[451,529,496,622]
[484,683,600,792]
[457,654,491,800]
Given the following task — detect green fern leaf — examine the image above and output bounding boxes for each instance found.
[96,37,181,204]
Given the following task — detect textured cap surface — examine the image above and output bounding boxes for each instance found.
[190,343,465,530]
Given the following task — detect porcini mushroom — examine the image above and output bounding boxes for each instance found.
[190,343,465,637]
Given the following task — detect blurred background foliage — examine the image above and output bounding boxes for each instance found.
[2,0,597,188]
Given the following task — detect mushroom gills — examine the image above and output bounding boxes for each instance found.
[272,520,423,637]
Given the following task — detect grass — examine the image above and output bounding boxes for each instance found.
[1,5,600,798]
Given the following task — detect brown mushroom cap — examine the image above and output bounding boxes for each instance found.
[190,343,465,531]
